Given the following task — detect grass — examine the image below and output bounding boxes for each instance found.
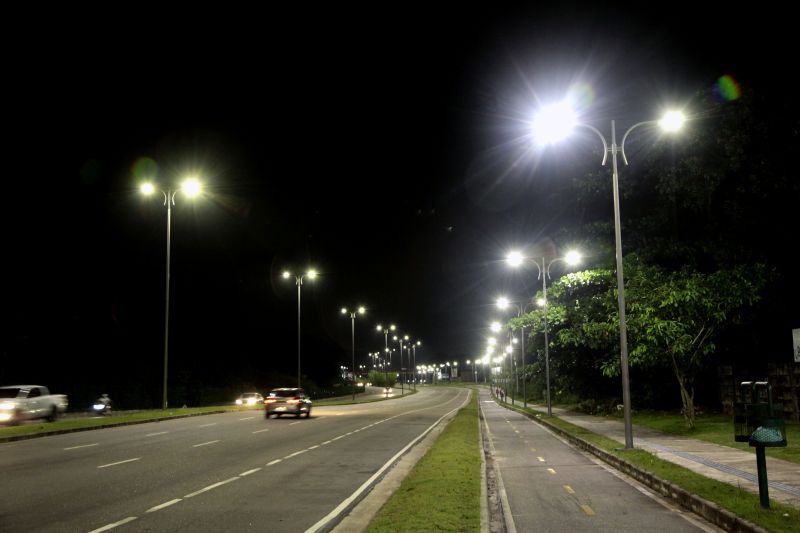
[366,390,481,532]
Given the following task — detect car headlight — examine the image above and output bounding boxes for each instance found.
[235,399,243,405]
[0,413,13,422]
[0,402,15,411]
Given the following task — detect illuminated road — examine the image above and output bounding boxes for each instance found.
[479,388,721,532]
[0,387,469,533]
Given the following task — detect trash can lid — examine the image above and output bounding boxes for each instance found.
[750,426,784,443]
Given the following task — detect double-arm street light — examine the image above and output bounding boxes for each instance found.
[496,297,536,408]
[393,334,410,395]
[506,251,581,415]
[341,306,366,401]
[532,102,685,447]
[376,324,396,389]
[140,178,202,410]
[282,269,317,389]
[410,340,421,390]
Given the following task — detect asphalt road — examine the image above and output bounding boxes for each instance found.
[479,388,723,533]
[0,386,469,533]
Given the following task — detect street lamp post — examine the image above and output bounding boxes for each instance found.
[497,297,535,408]
[393,334,409,395]
[507,251,581,415]
[376,324,396,392]
[342,306,366,401]
[532,105,685,447]
[411,341,421,390]
[140,178,202,410]
[282,269,317,389]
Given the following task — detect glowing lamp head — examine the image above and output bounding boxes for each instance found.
[506,251,524,267]
[659,111,685,132]
[181,178,201,197]
[532,101,578,145]
[140,182,156,195]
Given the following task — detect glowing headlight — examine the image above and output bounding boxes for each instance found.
[0,413,12,422]
[235,399,243,405]
[0,402,15,411]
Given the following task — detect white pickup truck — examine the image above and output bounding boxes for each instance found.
[0,385,69,425]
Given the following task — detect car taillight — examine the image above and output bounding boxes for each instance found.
[264,399,276,404]
[287,396,300,404]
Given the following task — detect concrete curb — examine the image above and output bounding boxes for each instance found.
[504,403,768,533]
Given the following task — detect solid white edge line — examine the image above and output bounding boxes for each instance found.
[184,477,239,498]
[304,388,471,533]
[97,458,141,469]
[87,516,137,532]
[146,498,182,513]
[480,398,518,533]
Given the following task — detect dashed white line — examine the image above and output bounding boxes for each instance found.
[285,450,307,459]
[289,421,302,426]
[267,459,282,466]
[64,443,98,450]
[198,423,217,428]
[146,431,169,437]
[239,416,256,421]
[98,458,141,469]
[252,428,270,434]
[307,445,320,450]
[146,499,182,513]
[240,468,261,476]
[88,516,137,532]
[193,440,220,448]
[321,440,332,445]
[184,477,239,498]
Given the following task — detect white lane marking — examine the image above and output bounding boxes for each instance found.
[305,388,471,533]
[98,458,141,469]
[321,440,332,445]
[198,423,217,428]
[146,431,169,437]
[146,499,182,513]
[285,450,307,459]
[537,456,546,462]
[88,516,137,532]
[239,416,256,421]
[289,421,302,426]
[307,445,320,450]
[547,468,557,475]
[184,477,239,498]
[252,428,270,434]
[193,440,220,448]
[267,459,282,466]
[240,468,261,476]
[64,443,98,450]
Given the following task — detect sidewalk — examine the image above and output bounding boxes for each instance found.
[528,403,800,509]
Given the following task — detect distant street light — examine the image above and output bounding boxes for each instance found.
[410,340,421,390]
[393,334,410,395]
[507,250,581,415]
[140,178,202,409]
[531,102,685,448]
[376,324,396,390]
[282,269,317,388]
[342,306,366,401]
[496,297,536,408]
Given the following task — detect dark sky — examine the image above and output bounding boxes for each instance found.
[2,6,791,393]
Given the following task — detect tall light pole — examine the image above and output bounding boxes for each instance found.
[496,297,536,408]
[410,340,421,390]
[282,269,317,389]
[376,324,396,390]
[342,306,366,401]
[506,251,581,415]
[532,103,685,447]
[393,334,409,395]
[140,178,202,410]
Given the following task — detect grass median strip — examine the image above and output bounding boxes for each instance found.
[366,391,481,532]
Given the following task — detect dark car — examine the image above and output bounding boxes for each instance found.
[264,388,312,418]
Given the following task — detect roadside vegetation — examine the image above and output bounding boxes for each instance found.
[366,390,481,532]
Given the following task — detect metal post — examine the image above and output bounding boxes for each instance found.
[297,281,302,389]
[756,446,770,508]
[162,192,173,410]
[543,256,551,416]
[611,120,634,449]
[521,325,526,408]
[350,314,356,401]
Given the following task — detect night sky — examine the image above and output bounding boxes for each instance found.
[3,6,796,404]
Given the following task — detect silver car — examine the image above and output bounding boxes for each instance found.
[264,388,312,418]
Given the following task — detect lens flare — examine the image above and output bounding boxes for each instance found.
[713,74,741,102]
